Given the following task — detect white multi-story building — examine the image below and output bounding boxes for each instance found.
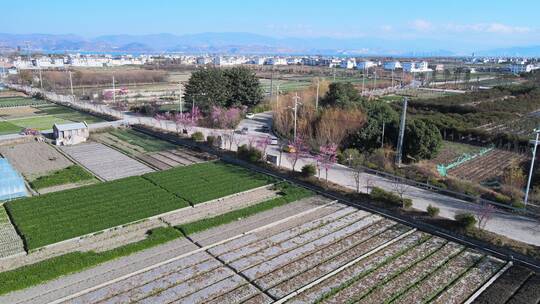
[340,59,357,69]
[402,61,432,73]
[266,57,287,66]
[383,61,401,70]
[510,64,539,74]
[356,61,376,70]
[196,57,212,65]
[252,57,266,65]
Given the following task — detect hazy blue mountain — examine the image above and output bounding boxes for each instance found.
[0,32,537,56]
[477,46,540,57]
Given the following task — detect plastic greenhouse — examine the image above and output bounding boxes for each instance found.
[0,158,28,201]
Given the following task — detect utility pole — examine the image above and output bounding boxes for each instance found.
[391,69,394,87]
[395,97,408,166]
[69,71,74,96]
[276,82,281,109]
[315,78,320,110]
[362,68,366,93]
[292,92,301,140]
[381,121,385,148]
[269,69,274,99]
[112,75,116,103]
[178,83,183,113]
[524,129,540,207]
[39,68,43,90]
[333,67,336,82]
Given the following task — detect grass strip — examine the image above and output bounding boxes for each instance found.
[29,165,95,190]
[177,183,313,235]
[0,227,182,296]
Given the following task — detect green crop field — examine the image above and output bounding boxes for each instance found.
[144,161,274,205]
[9,116,73,130]
[6,162,274,250]
[6,105,103,130]
[29,165,95,190]
[109,129,177,152]
[6,176,189,250]
[33,104,104,123]
[0,121,21,135]
[0,97,47,108]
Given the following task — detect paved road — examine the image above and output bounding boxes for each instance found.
[229,113,540,246]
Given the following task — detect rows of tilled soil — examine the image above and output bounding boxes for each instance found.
[448,149,528,183]
[60,142,154,180]
[139,148,207,170]
[473,265,540,304]
[59,202,509,304]
[0,141,72,178]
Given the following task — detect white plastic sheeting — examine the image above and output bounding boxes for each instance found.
[0,158,28,201]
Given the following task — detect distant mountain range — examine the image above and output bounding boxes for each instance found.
[0,32,539,57]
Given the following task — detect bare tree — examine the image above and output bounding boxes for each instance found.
[476,202,495,230]
[392,178,410,207]
[365,176,375,194]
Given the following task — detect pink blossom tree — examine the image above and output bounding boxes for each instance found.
[286,136,310,172]
[256,136,272,158]
[318,143,338,183]
[154,113,167,129]
[210,106,243,129]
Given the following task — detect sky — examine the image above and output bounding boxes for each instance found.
[2,0,540,51]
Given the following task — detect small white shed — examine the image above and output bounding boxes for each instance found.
[53,122,89,146]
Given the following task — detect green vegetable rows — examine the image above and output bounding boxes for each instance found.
[0,97,46,108]
[6,177,188,250]
[6,162,274,250]
[144,161,274,205]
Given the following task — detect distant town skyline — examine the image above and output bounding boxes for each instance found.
[2,0,539,53]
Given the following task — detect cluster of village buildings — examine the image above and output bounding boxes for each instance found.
[0,53,539,75]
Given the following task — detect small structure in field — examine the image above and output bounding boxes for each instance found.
[53,122,89,146]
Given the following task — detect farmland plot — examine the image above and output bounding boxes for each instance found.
[61,142,154,180]
[0,141,72,178]
[145,161,274,204]
[472,265,540,304]
[5,176,188,249]
[0,206,25,258]
[448,148,528,183]
[13,199,519,304]
[93,128,208,170]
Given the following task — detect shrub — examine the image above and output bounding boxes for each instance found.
[481,191,511,204]
[301,164,317,177]
[191,131,204,141]
[427,205,440,217]
[402,198,413,209]
[370,187,402,206]
[237,145,262,162]
[445,178,480,196]
[512,200,525,209]
[206,135,216,147]
[454,213,477,230]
